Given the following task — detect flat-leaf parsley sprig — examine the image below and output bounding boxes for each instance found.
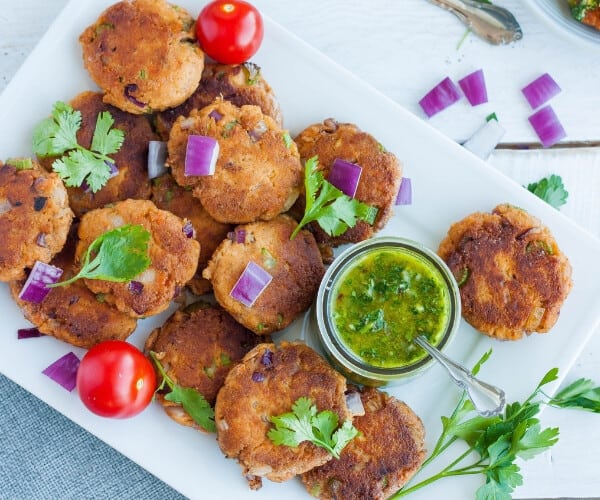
[49,224,151,288]
[32,101,125,193]
[268,396,359,458]
[391,351,587,500]
[526,174,568,210]
[150,351,216,433]
[290,156,378,240]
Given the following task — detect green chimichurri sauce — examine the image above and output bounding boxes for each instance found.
[331,248,450,369]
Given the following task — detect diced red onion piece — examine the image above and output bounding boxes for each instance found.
[0,199,12,215]
[227,228,246,243]
[18,327,43,339]
[209,109,223,121]
[463,118,506,160]
[458,69,488,106]
[328,158,362,198]
[148,141,168,179]
[128,280,144,295]
[248,120,268,142]
[18,261,63,303]
[260,350,273,367]
[345,391,365,416]
[528,105,566,148]
[42,352,80,392]
[522,73,561,109]
[182,220,195,239]
[395,177,412,205]
[124,84,146,108]
[184,135,219,177]
[419,77,462,118]
[229,261,272,307]
[36,232,48,248]
[251,371,265,382]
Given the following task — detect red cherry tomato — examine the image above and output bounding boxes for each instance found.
[76,340,156,419]
[196,0,264,64]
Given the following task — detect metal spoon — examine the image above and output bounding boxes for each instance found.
[414,335,506,417]
[428,0,523,45]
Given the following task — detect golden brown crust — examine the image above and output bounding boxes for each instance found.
[155,62,283,140]
[151,173,232,295]
[215,342,350,489]
[38,91,155,217]
[79,0,204,113]
[301,387,426,500]
[144,302,266,429]
[203,215,324,334]
[438,203,573,340]
[167,100,302,224]
[10,225,137,347]
[76,199,200,318]
[292,119,402,249]
[0,161,73,281]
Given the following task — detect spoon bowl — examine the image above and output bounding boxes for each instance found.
[429,0,523,45]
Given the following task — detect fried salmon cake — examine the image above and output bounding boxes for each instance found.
[292,119,402,253]
[151,173,232,295]
[203,215,325,334]
[215,342,352,489]
[301,387,426,500]
[0,159,73,281]
[167,100,302,224]
[10,225,137,348]
[438,203,573,340]
[76,199,200,318]
[38,91,156,217]
[155,62,283,140]
[79,0,204,114]
[144,302,266,429]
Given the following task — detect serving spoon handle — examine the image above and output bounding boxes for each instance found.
[414,335,506,417]
[428,0,523,45]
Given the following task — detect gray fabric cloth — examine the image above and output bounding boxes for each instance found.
[0,374,185,500]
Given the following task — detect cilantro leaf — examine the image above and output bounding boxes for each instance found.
[91,111,125,155]
[32,101,124,193]
[290,156,378,240]
[32,101,81,156]
[526,174,568,209]
[49,224,151,288]
[150,352,215,432]
[165,386,216,433]
[268,396,359,458]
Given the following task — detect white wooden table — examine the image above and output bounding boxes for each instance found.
[2,0,599,498]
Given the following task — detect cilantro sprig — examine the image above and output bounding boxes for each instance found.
[150,351,216,433]
[268,397,359,458]
[32,101,124,193]
[526,174,568,209]
[290,156,378,240]
[391,352,600,500]
[49,224,151,288]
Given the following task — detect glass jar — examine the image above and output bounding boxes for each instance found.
[313,236,461,386]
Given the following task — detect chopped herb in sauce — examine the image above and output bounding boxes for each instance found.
[332,248,450,368]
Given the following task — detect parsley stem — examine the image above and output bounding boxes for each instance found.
[390,447,478,499]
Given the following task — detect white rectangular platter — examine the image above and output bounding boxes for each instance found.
[1,1,600,498]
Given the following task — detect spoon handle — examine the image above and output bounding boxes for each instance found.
[428,0,523,45]
[414,336,506,417]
